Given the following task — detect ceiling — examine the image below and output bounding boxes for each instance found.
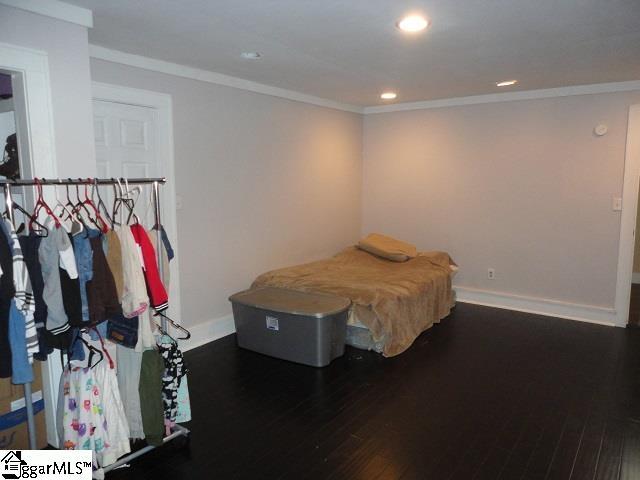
[67,0,640,107]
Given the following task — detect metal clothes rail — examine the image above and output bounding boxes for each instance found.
[0,177,167,186]
[1,177,190,464]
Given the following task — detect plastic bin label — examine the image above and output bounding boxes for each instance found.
[266,316,279,331]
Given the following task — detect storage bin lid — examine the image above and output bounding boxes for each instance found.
[229,287,351,318]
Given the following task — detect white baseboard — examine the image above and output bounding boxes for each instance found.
[181,314,236,352]
[454,286,618,327]
[632,273,640,284]
[180,288,620,353]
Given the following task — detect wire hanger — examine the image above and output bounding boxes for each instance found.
[70,331,104,369]
[80,178,109,233]
[91,326,115,370]
[91,178,114,229]
[123,178,141,225]
[58,182,86,234]
[154,311,191,340]
[12,200,49,236]
[52,184,75,221]
[71,181,102,231]
[112,178,136,225]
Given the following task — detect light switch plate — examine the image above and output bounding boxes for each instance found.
[613,197,622,211]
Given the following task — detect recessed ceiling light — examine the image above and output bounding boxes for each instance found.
[380,92,397,100]
[241,52,262,60]
[397,15,429,33]
[496,79,518,87]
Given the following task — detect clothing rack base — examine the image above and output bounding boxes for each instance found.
[101,424,190,474]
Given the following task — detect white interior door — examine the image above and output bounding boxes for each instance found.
[93,100,158,225]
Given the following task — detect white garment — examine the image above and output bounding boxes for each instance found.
[135,308,156,352]
[115,344,145,439]
[93,359,131,466]
[115,225,149,318]
[46,217,79,279]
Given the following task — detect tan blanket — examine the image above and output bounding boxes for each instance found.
[252,247,454,357]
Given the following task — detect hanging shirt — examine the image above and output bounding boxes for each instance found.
[19,234,52,360]
[148,226,173,292]
[4,218,37,362]
[134,308,155,352]
[104,230,123,300]
[130,224,168,313]
[158,337,187,433]
[87,235,121,326]
[115,225,148,318]
[39,221,78,336]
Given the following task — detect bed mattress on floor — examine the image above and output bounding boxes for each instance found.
[252,247,455,357]
[345,287,457,353]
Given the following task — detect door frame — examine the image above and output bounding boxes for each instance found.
[0,41,60,447]
[91,81,183,327]
[0,42,57,179]
[614,103,640,327]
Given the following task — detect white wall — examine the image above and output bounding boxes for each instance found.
[0,4,95,176]
[363,92,640,310]
[90,59,363,328]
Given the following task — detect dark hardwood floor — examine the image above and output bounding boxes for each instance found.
[108,303,640,479]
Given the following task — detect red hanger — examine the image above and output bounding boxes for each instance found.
[30,178,60,230]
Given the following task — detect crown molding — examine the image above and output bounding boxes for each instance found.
[89,45,363,114]
[363,80,640,114]
[88,45,640,115]
[0,0,93,28]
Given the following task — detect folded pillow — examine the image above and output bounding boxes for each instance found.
[357,233,417,262]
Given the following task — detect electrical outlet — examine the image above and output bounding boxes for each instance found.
[488,268,496,280]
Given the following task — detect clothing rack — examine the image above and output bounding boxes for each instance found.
[1,177,190,462]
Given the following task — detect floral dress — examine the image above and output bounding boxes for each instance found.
[60,364,109,466]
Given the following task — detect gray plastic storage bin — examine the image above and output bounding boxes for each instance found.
[229,287,351,367]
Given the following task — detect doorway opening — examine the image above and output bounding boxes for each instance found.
[0,68,36,219]
[616,103,640,327]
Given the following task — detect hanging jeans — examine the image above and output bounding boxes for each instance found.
[72,229,100,324]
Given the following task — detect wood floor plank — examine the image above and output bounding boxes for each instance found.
[594,419,625,480]
[619,421,640,480]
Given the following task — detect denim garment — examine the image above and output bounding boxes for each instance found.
[88,320,108,341]
[68,328,85,362]
[72,228,100,323]
[9,300,34,384]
